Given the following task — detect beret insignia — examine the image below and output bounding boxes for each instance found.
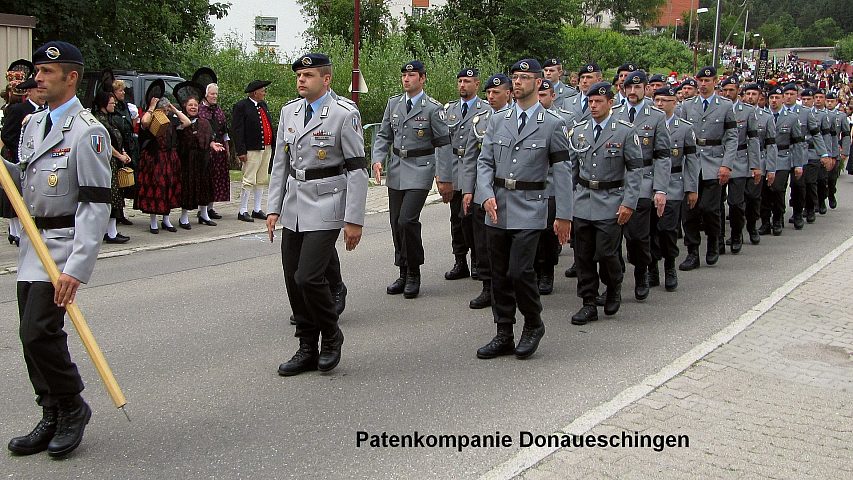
[302,56,312,66]
[46,47,61,60]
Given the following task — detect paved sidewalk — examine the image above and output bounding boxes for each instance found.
[509,244,853,479]
[0,179,438,274]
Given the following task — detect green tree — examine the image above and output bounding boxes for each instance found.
[578,0,667,28]
[801,18,844,47]
[836,33,853,62]
[297,0,392,48]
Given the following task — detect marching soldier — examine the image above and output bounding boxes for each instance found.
[718,77,761,254]
[677,66,739,271]
[437,68,484,281]
[679,78,698,103]
[474,59,573,360]
[740,83,778,244]
[5,41,112,457]
[462,73,513,309]
[651,86,699,292]
[568,82,643,325]
[826,92,850,208]
[614,63,638,107]
[372,60,450,299]
[782,83,827,229]
[761,86,804,236]
[561,63,601,121]
[813,89,836,214]
[611,71,670,301]
[542,58,577,103]
[646,74,666,100]
[267,53,368,376]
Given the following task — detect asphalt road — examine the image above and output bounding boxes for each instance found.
[2,178,853,479]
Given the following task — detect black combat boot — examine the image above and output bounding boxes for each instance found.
[634,266,649,301]
[647,261,660,287]
[469,281,492,309]
[7,406,57,455]
[318,328,344,372]
[476,324,515,359]
[730,234,743,254]
[444,256,470,280]
[706,238,720,265]
[757,221,771,235]
[538,268,554,295]
[571,300,598,325]
[604,285,622,316]
[772,219,783,236]
[403,267,421,299]
[679,246,700,271]
[386,267,407,295]
[278,339,320,376]
[46,397,91,458]
[564,262,577,278]
[793,213,805,230]
[514,323,545,359]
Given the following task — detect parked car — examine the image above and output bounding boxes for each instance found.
[79,69,185,109]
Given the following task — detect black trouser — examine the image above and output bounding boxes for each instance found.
[761,169,791,222]
[624,197,652,268]
[574,217,623,301]
[817,163,828,207]
[789,166,806,215]
[388,188,429,268]
[17,281,84,407]
[458,195,477,269]
[828,161,841,200]
[535,197,559,275]
[449,190,472,261]
[472,203,491,282]
[281,228,341,340]
[651,200,681,262]
[683,178,722,248]
[485,226,542,326]
[725,177,748,239]
[326,249,342,292]
[803,162,820,213]
[745,176,762,231]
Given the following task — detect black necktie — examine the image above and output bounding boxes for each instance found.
[703,99,709,112]
[304,104,313,127]
[774,112,779,122]
[518,112,527,134]
[406,99,413,113]
[582,97,588,113]
[43,114,53,139]
[461,102,468,118]
[629,107,636,123]
[594,124,602,142]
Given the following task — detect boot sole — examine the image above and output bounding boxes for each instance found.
[8,442,50,456]
[469,302,492,309]
[47,407,91,458]
[278,365,318,376]
[476,350,514,359]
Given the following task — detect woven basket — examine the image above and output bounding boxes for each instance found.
[149,110,170,137]
[117,167,135,188]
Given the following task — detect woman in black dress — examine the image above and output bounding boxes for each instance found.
[176,95,224,228]
[92,90,132,243]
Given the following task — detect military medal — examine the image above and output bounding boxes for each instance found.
[642,137,650,146]
[48,173,58,187]
[417,129,425,137]
[26,137,34,149]
[317,149,327,160]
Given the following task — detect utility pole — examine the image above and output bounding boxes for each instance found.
[351,0,362,105]
[741,10,749,69]
[712,0,723,67]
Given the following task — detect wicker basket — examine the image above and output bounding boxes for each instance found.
[149,110,170,137]
[117,167,135,188]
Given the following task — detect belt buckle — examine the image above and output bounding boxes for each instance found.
[589,180,600,189]
[399,149,408,158]
[696,138,707,146]
[295,168,306,181]
[456,148,465,156]
[504,178,516,190]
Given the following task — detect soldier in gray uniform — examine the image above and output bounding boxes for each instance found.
[718,77,761,254]
[761,86,804,236]
[613,63,638,107]
[740,83,777,245]
[568,82,644,325]
[560,63,601,121]
[813,89,836,215]
[678,78,698,103]
[437,68,484,281]
[646,74,667,100]
[542,58,577,103]
[826,92,851,208]
[267,53,368,376]
[676,66,739,271]
[474,59,573,360]
[5,41,112,458]
[461,74,513,310]
[651,86,699,292]
[612,71,670,301]
[782,83,828,229]
[372,60,450,299]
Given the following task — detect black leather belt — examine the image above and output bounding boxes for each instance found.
[578,178,624,190]
[393,147,435,158]
[737,144,748,151]
[453,147,465,156]
[34,215,75,229]
[777,144,790,151]
[642,158,654,167]
[670,165,683,173]
[289,166,344,181]
[695,138,722,146]
[494,177,545,190]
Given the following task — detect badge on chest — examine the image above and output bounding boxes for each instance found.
[48,173,59,187]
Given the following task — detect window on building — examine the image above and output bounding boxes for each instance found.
[412,7,428,19]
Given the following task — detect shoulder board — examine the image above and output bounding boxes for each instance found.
[614,105,624,112]
[618,119,633,127]
[719,96,733,104]
[444,102,452,110]
[650,105,664,114]
[545,109,561,119]
[575,119,589,127]
[558,107,573,115]
[390,93,404,100]
[336,99,357,111]
[427,96,442,107]
[494,106,510,115]
[284,97,302,106]
[678,118,693,126]
[77,109,101,127]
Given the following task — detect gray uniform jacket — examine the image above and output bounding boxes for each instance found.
[268,93,368,231]
[665,117,700,201]
[677,95,739,181]
[372,92,451,190]
[754,108,778,174]
[560,94,592,123]
[613,100,671,198]
[568,117,644,221]
[814,108,834,159]
[770,108,805,171]
[475,104,573,229]
[553,81,578,102]
[4,97,111,283]
[831,108,851,157]
[730,101,762,178]
[461,109,491,195]
[790,105,828,163]
[437,97,485,190]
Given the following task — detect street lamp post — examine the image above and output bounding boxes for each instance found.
[351,0,362,105]
[694,7,709,73]
[741,10,749,70]
[674,18,680,41]
[712,0,723,67]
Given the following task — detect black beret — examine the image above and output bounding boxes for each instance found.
[648,74,666,84]
[540,79,553,91]
[457,67,479,78]
[244,80,271,93]
[17,77,37,90]
[782,83,798,93]
[813,88,826,96]
[800,88,815,97]
[292,53,332,72]
[579,63,601,75]
[720,76,739,87]
[542,58,562,68]
[587,81,614,98]
[696,66,717,78]
[826,91,837,100]
[682,78,697,87]
[617,63,638,74]
[510,58,543,74]
[402,60,425,74]
[741,83,761,93]
[33,41,83,66]
[769,86,784,96]
[484,74,510,91]
[624,70,647,86]
[653,86,677,97]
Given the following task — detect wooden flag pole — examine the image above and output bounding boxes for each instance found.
[0,162,128,418]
